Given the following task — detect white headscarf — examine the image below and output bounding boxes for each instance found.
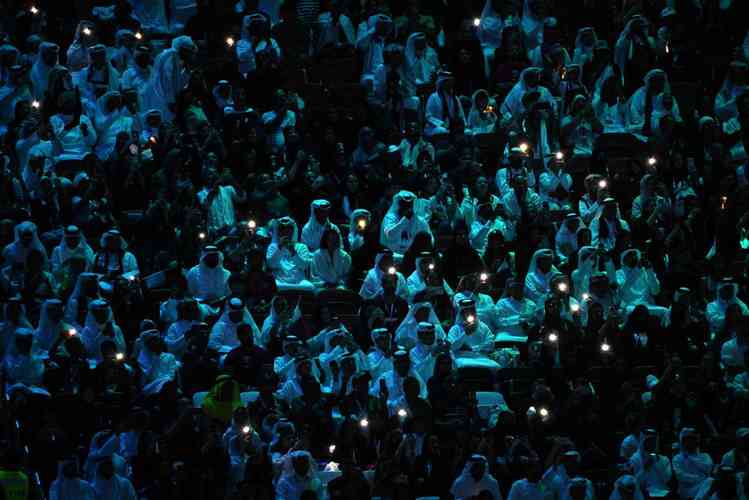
[359,250,408,300]
[524,248,558,305]
[650,92,682,135]
[614,16,652,80]
[395,302,445,348]
[628,69,677,129]
[573,27,597,67]
[81,300,126,360]
[521,0,545,51]
[33,299,65,354]
[380,190,432,255]
[259,296,301,348]
[93,90,133,159]
[187,247,231,301]
[30,42,58,99]
[301,199,336,251]
[0,300,31,357]
[49,460,95,500]
[348,209,371,251]
[64,272,100,326]
[83,431,127,482]
[51,225,94,273]
[149,35,196,119]
[555,215,584,261]
[450,454,501,500]
[609,474,644,500]
[468,89,497,134]
[212,80,234,112]
[402,32,439,97]
[210,298,261,352]
[501,67,553,118]
[276,450,323,499]
[478,0,506,49]
[2,221,47,267]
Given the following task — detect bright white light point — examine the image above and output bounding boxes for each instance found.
[397,408,407,418]
[598,180,607,189]
[83,27,92,35]
[519,143,529,153]
[248,220,256,229]
[115,353,124,361]
[558,283,568,292]
[32,100,40,109]
[555,151,564,160]
[428,263,435,270]
[357,219,367,229]
[473,18,481,27]
[571,304,580,313]
[360,418,369,428]
[480,273,488,281]
[328,444,336,453]
[648,157,657,166]
[226,37,235,47]
[582,293,590,301]
[242,426,251,434]
[539,408,549,417]
[466,314,475,324]
[199,232,205,239]
[548,333,558,342]
[601,342,611,352]
[388,266,396,275]
[135,32,143,40]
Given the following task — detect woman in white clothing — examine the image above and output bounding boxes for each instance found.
[311,226,351,288]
